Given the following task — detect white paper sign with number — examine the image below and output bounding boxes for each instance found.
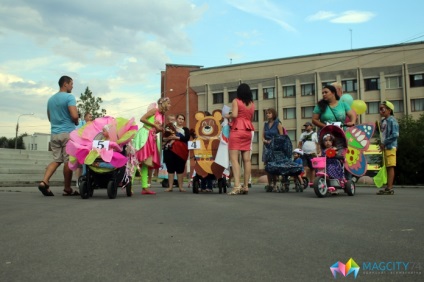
[92,140,110,150]
[188,140,201,150]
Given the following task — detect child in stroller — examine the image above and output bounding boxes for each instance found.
[291,148,308,192]
[311,125,355,197]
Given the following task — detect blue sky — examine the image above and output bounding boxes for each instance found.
[1,0,424,138]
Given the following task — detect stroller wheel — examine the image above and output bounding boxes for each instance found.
[107,180,117,199]
[345,180,355,196]
[79,180,89,199]
[126,180,133,197]
[302,177,309,189]
[313,176,328,198]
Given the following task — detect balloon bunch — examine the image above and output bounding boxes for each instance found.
[340,94,367,115]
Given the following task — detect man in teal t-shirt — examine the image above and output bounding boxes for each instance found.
[38,76,79,196]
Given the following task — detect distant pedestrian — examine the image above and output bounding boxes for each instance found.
[376,101,399,195]
[298,122,319,186]
[38,75,79,196]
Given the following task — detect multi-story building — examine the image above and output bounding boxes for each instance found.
[163,42,424,174]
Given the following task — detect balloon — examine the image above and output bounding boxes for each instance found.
[340,93,353,106]
[351,100,367,115]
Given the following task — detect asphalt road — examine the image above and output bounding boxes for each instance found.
[0,184,423,282]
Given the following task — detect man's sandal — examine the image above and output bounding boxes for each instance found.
[38,181,54,196]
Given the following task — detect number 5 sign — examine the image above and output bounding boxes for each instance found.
[92,140,110,150]
[188,140,200,150]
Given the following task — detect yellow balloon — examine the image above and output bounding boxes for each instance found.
[351,100,367,115]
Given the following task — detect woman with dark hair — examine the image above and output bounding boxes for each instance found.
[163,114,190,192]
[312,85,356,130]
[225,83,255,195]
[263,108,285,191]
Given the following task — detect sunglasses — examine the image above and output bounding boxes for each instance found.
[379,107,386,111]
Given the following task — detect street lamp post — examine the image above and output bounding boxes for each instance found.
[15,113,34,149]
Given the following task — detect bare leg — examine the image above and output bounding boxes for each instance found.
[241,150,251,190]
[229,150,240,188]
[177,173,186,192]
[40,161,62,192]
[63,162,73,192]
[165,173,174,191]
[306,166,315,184]
[387,166,395,190]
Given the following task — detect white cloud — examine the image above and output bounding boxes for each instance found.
[0,0,207,137]
[307,11,336,21]
[227,0,296,32]
[307,10,375,24]
[331,11,375,24]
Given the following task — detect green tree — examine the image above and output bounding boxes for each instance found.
[76,87,107,119]
[396,114,424,185]
[0,134,27,149]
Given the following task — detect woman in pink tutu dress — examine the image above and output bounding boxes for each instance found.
[133,97,171,194]
[225,83,255,195]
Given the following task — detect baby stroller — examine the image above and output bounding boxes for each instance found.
[78,145,132,199]
[66,116,138,199]
[264,135,304,192]
[311,125,355,198]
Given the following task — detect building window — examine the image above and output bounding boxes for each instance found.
[252,131,259,143]
[391,100,404,113]
[321,82,334,88]
[301,83,315,96]
[386,76,402,89]
[364,78,380,91]
[251,153,259,165]
[301,106,314,118]
[411,99,424,111]
[410,74,424,87]
[342,79,357,92]
[366,102,379,114]
[263,87,275,99]
[251,89,258,100]
[283,108,296,119]
[213,92,223,104]
[283,85,295,97]
[286,130,296,142]
[228,91,237,102]
[252,110,259,122]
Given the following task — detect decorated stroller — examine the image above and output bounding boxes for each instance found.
[66,116,138,199]
[311,123,375,198]
[264,135,305,192]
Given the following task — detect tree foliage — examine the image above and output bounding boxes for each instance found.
[396,114,424,185]
[76,87,107,119]
[0,134,27,149]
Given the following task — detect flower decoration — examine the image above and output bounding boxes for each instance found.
[326,148,337,158]
[66,116,138,171]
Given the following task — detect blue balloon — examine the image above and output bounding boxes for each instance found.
[340,93,354,106]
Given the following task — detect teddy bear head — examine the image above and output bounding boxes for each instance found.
[193,110,222,140]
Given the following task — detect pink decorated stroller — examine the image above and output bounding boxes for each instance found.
[311,125,355,197]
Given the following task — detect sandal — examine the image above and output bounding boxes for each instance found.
[179,188,187,192]
[376,188,394,195]
[38,181,54,196]
[63,189,80,196]
[228,186,242,195]
[164,188,173,192]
